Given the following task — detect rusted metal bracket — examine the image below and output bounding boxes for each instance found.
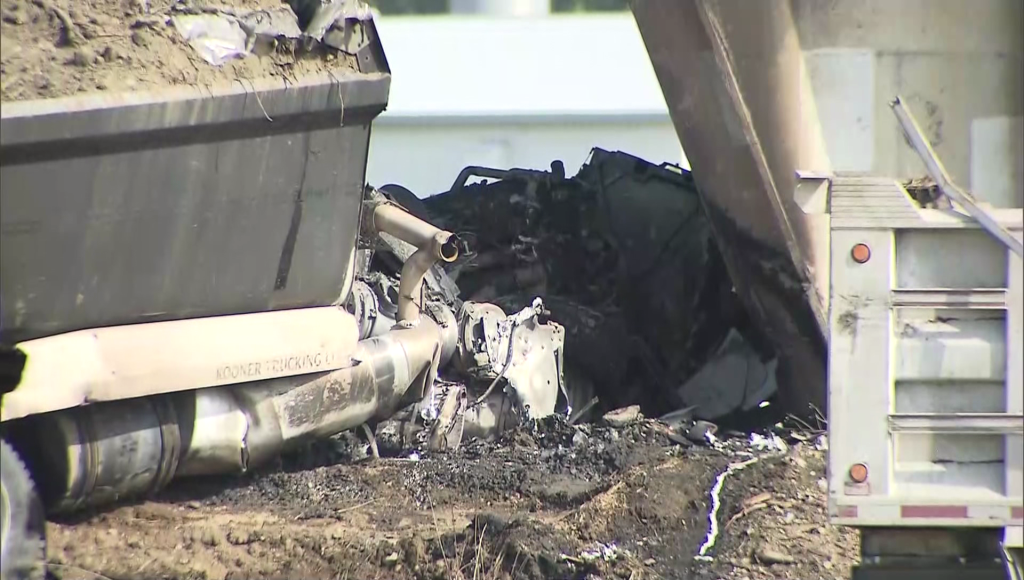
[891,96,1024,258]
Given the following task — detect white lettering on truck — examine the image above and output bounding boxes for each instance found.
[215,351,339,382]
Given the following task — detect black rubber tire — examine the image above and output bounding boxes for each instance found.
[0,439,45,580]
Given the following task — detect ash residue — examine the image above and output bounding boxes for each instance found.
[495,415,677,476]
[51,424,855,580]
[160,461,379,517]
[158,415,689,518]
[403,416,683,509]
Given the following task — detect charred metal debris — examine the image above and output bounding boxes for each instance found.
[352,148,782,455]
[0,149,786,517]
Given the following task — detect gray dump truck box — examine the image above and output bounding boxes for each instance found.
[0,30,390,344]
[631,0,1024,417]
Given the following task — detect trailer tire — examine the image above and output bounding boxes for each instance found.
[0,439,45,580]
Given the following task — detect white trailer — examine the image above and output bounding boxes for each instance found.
[822,169,1023,578]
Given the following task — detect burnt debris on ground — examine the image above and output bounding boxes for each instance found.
[42,149,845,580]
[414,148,784,428]
[341,149,789,464]
[46,414,854,580]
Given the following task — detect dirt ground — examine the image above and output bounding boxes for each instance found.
[0,0,355,101]
[44,417,857,580]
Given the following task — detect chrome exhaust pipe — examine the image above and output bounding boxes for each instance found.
[371,202,460,325]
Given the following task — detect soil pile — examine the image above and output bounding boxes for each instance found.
[0,0,357,101]
[45,417,857,580]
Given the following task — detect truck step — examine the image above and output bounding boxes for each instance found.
[853,562,1009,580]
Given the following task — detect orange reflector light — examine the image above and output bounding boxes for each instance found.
[851,243,871,264]
[849,463,869,484]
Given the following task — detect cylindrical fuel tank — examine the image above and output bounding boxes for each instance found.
[631,0,1023,416]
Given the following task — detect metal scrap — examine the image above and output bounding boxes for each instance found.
[351,187,568,450]
[424,384,468,451]
[171,0,374,65]
[361,149,793,452]
[452,297,567,442]
[465,299,564,412]
[677,328,778,420]
[288,0,373,43]
[891,96,1024,257]
[423,148,761,422]
[368,295,569,449]
[171,13,248,65]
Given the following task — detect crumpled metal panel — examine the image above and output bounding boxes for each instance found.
[0,26,391,343]
[455,298,566,420]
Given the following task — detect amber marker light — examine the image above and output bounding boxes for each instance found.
[851,243,871,264]
[849,463,869,484]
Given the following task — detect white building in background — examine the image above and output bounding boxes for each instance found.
[366,12,687,197]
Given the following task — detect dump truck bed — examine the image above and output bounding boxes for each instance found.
[630,0,1024,418]
[0,25,390,344]
[825,175,1023,537]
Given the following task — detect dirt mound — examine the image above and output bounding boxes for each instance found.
[44,419,857,580]
[0,0,357,101]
